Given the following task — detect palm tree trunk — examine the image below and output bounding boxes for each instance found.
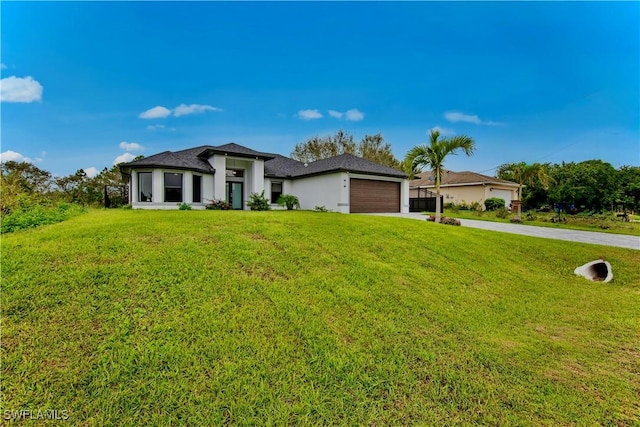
[435,185,442,223]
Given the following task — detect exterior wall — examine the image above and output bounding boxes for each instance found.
[207,155,265,210]
[128,164,408,213]
[349,173,409,213]
[264,177,294,210]
[412,184,518,210]
[289,173,349,213]
[209,155,226,201]
[129,168,214,210]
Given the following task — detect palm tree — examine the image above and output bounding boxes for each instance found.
[496,162,550,218]
[405,130,476,223]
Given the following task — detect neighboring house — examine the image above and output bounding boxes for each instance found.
[410,170,519,209]
[119,143,409,213]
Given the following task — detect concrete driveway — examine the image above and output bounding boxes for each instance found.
[364,213,640,250]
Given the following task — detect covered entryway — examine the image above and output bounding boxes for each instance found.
[350,178,400,213]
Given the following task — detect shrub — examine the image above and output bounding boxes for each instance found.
[205,199,232,210]
[495,207,509,219]
[178,202,192,210]
[121,204,132,210]
[276,194,300,210]
[484,197,505,211]
[525,212,537,221]
[458,201,470,210]
[510,218,523,224]
[426,216,461,226]
[440,217,461,226]
[443,202,456,209]
[314,205,329,213]
[246,191,271,211]
[470,201,482,212]
[1,203,86,233]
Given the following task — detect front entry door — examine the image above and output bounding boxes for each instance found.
[226,182,244,210]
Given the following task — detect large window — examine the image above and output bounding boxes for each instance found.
[193,175,202,203]
[271,181,282,202]
[138,172,152,202]
[164,172,183,202]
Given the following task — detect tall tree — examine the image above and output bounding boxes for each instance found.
[547,160,618,212]
[291,130,356,163]
[357,133,401,169]
[404,130,476,223]
[615,165,640,212]
[291,131,402,168]
[1,161,53,215]
[496,162,550,217]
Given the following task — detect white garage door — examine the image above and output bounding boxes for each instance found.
[491,190,513,208]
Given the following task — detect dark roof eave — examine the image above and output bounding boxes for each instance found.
[198,148,275,161]
[119,164,214,174]
[293,167,406,179]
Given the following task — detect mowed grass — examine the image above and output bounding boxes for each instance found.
[2,210,639,425]
[433,209,640,236]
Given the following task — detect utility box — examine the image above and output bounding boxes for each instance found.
[510,200,522,215]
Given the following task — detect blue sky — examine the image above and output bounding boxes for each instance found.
[1,1,638,178]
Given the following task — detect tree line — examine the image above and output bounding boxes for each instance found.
[1,161,130,216]
[496,160,640,213]
[2,130,638,220]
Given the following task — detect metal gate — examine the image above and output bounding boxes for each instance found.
[409,188,443,213]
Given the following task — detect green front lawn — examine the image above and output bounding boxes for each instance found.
[2,210,639,425]
[428,209,640,236]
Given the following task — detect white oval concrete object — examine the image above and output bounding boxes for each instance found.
[574,259,613,283]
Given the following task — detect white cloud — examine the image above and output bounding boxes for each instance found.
[119,141,143,152]
[345,108,364,121]
[139,103,222,119]
[139,105,171,119]
[0,150,33,163]
[83,167,99,178]
[297,109,323,120]
[0,76,43,103]
[147,124,165,131]
[328,110,343,119]
[430,126,455,136]
[113,153,136,165]
[444,111,501,126]
[173,103,222,117]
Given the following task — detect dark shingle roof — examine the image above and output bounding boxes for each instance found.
[411,170,518,187]
[197,143,275,160]
[264,154,305,178]
[120,146,214,174]
[285,154,406,178]
[121,144,406,179]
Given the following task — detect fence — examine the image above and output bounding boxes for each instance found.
[409,188,443,213]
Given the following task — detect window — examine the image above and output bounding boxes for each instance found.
[164,172,183,202]
[193,175,202,203]
[271,181,282,202]
[138,172,152,202]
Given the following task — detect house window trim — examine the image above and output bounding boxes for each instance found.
[138,171,153,202]
[192,174,202,204]
[271,181,283,203]
[164,172,183,203]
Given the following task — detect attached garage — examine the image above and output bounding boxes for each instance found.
[350,178,400,213]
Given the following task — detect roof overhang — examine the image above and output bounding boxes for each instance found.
[197,148,275,161]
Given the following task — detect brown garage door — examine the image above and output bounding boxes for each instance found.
[350,178,400,213]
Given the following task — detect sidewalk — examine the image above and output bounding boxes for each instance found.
[364,213,640,250]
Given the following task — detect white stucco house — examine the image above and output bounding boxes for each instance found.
[119,143,410,213]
